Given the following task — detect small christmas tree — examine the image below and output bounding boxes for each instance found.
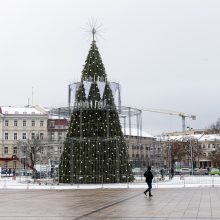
[59,39,133,184]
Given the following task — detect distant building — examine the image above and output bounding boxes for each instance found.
[124,128,164,171]
[0,105,163,172]
[47,116,69,166]
[163,129,220,168]
[0,106,48,170]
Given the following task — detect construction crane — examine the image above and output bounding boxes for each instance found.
[140,108,196,131]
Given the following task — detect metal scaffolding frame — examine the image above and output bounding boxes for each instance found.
[49,105,143,138]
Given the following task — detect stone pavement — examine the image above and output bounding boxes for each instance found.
[0,187,219,219]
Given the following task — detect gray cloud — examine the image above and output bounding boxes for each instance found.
[0,0,219,134]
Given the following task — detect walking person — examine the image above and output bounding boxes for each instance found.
[171,167,174,179]
[144,166,154,197]
[160,168,164,180]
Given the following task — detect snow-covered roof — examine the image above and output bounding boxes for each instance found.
[158,134,220,142]
[0,106,45,115]
[123,128,154,138]
[49,115,69,120]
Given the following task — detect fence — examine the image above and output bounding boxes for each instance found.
[0,174,220,190]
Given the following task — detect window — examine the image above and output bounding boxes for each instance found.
[136,154,139,158]
[40,120,44,127]
[5,120,8,126]
[58,146,62,154]
[23,120,26,126]
[31,120,35,127]
[5,133,8,140]
[4,147,8,154]
[13,161,16,169]
[13,147,17,154]
[40,146,44,154]
[40,133,44,140]
[49,121,55,128]
[31,133,35,140]
[50,132,55,140]
[14,133,17,140]
[22,133,26,140]
[14,120,17,126]
[58,132,62,140]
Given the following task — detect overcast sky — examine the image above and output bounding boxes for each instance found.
[0,0,220,135]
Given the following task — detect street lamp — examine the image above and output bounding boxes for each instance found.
[186,126,193,175]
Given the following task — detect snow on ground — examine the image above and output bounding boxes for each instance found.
[0,176,220,190]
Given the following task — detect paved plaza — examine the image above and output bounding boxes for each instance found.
[0,187,219,219]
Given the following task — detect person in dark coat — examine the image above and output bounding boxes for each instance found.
[144,166,154,197]
[8,168,11,176]
[160,168,164,180]
[171,167,174,179]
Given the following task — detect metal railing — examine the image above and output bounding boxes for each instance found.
[0,174,220,190]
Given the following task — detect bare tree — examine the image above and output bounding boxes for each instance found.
[209,118,220,134]
[16,137,46,179]
[170,142,186,166]
[208,146,220,168]
[183,139,204,168]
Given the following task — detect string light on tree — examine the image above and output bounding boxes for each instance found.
[59,24,133,184]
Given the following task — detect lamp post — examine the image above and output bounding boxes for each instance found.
[186,127,193,175]
[165,135,172,179]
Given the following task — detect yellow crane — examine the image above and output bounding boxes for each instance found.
[140,108,196,131]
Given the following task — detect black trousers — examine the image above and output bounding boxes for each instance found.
[144,182,152,195]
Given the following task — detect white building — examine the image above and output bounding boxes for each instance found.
[0,106,48,169]
[163,130,220,168]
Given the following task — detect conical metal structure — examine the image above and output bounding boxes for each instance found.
[59,40,133,183]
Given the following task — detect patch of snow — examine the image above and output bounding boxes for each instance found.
[1,106,45,115]
[123,128,154,138]
[0,176,220,190]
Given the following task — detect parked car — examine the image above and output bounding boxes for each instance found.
[210,168,220,175]
[192,168,209,175]
[1,169,8,175]
[193,168,201,175]
[180,168,191,175]
[200,168,209,175]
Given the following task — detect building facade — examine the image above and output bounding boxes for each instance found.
[0,105,161,174]
[0,106,48,170]
[164,129,220,169]
[125,129,164,172]
[47,116,69,166]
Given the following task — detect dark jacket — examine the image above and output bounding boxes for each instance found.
[144,170,153,183]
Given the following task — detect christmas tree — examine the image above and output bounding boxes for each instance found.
[59,39,133,184]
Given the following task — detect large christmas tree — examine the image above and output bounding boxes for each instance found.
[59,39,133,184]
